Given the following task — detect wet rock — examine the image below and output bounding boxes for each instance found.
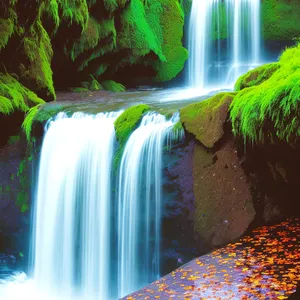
[192,139,255,250]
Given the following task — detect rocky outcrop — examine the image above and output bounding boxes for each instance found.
[193,140,255,250]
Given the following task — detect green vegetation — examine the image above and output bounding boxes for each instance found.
[262,0,300,41]
[22,103,68,141]
[230,42,300,144]
[181,92,236,148]
[102,80,125,92]
[114,104,150,168]
[22,21,55,100]
[0,73,45,115]
[235,63,280,91]
[152,0,188,82]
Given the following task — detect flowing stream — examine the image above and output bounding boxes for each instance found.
[188,0,261,90]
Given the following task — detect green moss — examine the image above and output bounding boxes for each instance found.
[101,80,125,92]
[181,92,236,148]
[235,63,280,91]
[172,121,183,132]
[23,20,55,100]
[153,0,188,82]
[230,42,300,144]
[70,17,116,62]
[118,0,165,62]
[262,0,300,41]
[114,104,150,168]
[0,73,45,115]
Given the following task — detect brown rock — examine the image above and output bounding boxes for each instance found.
[193,138,255,249]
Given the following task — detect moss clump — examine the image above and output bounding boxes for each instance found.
[101,80,125,92]
[0,73,45,115]
[115,104,150,147]
[230,42,300,144]
[172,120,183,132]
[114,104,150,168]
[262,0,300,41]
[235,63,280,91]
[181,92,236,148]
[70,16,116,63]
[153,0,188,82]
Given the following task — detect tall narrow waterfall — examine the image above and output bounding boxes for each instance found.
[32,112,119,299]
[118,113,181,298]
[188,0,261,90]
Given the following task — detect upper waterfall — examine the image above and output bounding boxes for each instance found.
[188,0,262,90]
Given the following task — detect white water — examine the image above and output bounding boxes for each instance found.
[0,111,184,300]
[118,112,181,298]
[188,0,261,90]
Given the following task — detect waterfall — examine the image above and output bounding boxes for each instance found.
[0,110,184,300]
[117,112,181,298]
[32,111,119,299]
[188,0,261,90]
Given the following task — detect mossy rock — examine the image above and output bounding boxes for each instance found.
[115,104,150,147]
[230,42,300,144]
[235,63,280,91]
[114,104,150,168]
[180,92,236,148]
[153,0,189,82]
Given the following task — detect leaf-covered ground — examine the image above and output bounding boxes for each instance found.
[123,219,299,299]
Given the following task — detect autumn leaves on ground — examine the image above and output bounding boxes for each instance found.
[124,219,299,299]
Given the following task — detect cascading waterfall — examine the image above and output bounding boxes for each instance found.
[32,111,119,299]
[188,0,261,90]
[0,110,184,300]
[118,112,181,298]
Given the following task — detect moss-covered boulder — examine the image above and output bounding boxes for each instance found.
[114,104,150,167]
[180,92,236,148]
[235,63,280,91]
[230,42,300,144]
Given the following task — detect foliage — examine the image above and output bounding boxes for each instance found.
[22,105,43,141]
[23,20,55,100]
[230,42,300,144]
[0,73,45,115]
[0,17,14,50]
[101,80,125,92]
[23,103,68,141]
